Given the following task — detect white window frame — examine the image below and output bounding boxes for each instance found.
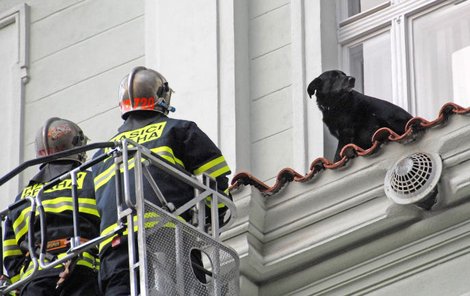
[337,0,464,115]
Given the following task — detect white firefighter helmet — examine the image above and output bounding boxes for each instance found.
[35,117,88,163]
[118,66,175,119]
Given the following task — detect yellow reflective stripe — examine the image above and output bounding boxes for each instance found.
[76,252,99,269]
[4,249,22,257]
[13,197,99,243]
[99,223,118,253]
[13,209,31,243]
[208,166,231,178]
[94,159,137,191]
[13,206,30,234]
[10,273,20,284]
[150,146,185,168]
[21,251,97,279]
[3,239,22,258]
[94,161,118,191]
[205,196,226,209]
[4,239,18,247]
[94,146,185,192]
[42,197,99,217]
[22,260,62,279]
[99,213,186,252]
[194,156,230,177]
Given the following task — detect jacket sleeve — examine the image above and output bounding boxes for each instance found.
[181,122,233,225]
[3,216,24,283]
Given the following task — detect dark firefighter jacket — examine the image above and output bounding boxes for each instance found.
[91,112,232,255]
[3,162,100,283]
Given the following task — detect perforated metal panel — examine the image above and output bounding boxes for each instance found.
[142,201,239,296]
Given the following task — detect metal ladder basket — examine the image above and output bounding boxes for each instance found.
[0,140,239,296]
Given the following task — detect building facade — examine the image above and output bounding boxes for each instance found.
[1,0,470,295]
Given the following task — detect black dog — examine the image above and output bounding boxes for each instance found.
[307,70,412,161]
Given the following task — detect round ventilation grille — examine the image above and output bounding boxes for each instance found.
[384,152,442,205]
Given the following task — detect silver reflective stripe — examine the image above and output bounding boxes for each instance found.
[204,160,229,177]
[4,244,20,252]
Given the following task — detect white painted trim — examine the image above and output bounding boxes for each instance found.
[338,0,448,45]
[0,3,29,195]
[289,218,470,295]
[217,0,239,174]
[390,14,410,110]
[0,4,30,82]
[291,0,308,172]
[339,1,391,27]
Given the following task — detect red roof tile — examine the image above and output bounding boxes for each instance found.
[230,103,470,196]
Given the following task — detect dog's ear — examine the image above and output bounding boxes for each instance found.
[307,78,321,98]
[346,75,356,91]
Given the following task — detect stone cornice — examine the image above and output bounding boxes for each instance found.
[226,114,470,287]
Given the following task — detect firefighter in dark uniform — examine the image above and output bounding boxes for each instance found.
[92,66,232,295]
[2,118,100,296]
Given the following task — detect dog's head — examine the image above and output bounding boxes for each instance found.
[307,70,355,98]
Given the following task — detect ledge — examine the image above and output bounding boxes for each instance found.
[226,113,470,290]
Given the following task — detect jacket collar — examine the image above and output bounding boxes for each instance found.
[118,112,167,133]
[30,161,79,184]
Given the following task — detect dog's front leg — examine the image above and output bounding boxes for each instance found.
[334,129,355,162]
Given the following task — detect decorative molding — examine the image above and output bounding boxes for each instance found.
[338,0,447,45]
[0,3,30,82]
[0,3,30,195]
[229,114,470,292]
[289,213,470,295]
[339,1,391,28]
[291,0,308,173]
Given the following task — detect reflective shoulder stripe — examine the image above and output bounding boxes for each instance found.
[150,146,185,168]
[94,146,185,192]
[193,156,230,178]
[94,163,117,191]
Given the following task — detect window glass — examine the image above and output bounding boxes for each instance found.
[347,31,392,102]
[411,3,470,119]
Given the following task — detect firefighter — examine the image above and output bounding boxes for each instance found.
[2,118,100,296]
[92,66,232,295]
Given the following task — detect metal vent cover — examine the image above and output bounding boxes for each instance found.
[384,152,442,205]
